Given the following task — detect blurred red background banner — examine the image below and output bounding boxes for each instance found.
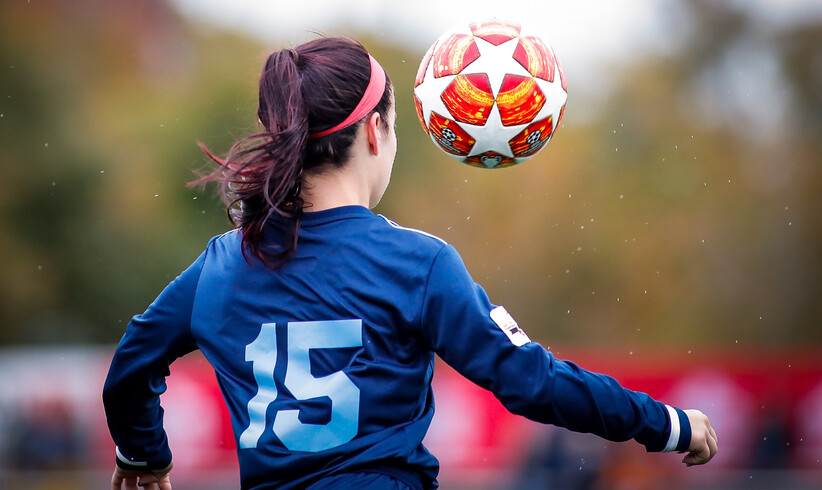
[0,347,820,488]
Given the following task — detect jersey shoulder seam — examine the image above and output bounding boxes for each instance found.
[377,215,448,245]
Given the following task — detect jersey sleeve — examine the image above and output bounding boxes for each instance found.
[102,243,209,470]
[419,244,691,453]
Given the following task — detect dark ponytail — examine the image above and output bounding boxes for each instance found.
[193,37,393,268]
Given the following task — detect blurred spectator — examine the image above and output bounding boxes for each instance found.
[5,399,81,470]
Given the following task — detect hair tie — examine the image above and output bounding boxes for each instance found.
[309,55,386,139]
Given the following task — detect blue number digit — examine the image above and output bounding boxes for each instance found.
[240,320,362,452]
[239,323,278,449]
[274,319,362,452]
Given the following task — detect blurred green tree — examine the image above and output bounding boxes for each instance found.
[0,0,819,349]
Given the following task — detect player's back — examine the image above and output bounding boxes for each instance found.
[190,205,446,489]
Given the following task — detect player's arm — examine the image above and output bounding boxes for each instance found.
[419,245,717,463]
[102,244,209,484]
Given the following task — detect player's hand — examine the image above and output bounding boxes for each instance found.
[111,462,173,490]
[682,409,718,466]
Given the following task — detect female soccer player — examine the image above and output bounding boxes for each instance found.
[103,36,717,490]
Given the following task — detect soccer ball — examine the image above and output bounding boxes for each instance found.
[413,19,567,169]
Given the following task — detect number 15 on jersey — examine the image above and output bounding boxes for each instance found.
[239,319,363,453]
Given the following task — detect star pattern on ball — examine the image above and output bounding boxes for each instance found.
[459,37,530,98]
[460,100,525,159]
[457,38,534,159]
[414,22,568,166]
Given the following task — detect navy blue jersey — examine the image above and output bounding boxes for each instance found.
[103,205,691,489]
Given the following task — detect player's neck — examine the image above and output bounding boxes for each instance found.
[301,163,370,212]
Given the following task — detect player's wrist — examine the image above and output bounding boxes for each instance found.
[115,446,173,472]
[661,406,692,453]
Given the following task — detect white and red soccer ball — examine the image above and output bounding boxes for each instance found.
[414,19,567,169]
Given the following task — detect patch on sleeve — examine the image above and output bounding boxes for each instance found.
[490,306,530,346]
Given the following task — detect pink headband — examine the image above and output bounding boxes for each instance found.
[309,54,386,139]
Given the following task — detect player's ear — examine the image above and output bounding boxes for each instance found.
[365,112,382,156]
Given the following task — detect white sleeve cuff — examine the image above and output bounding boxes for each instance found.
[116,446,148,467]
[662,404,681,452]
